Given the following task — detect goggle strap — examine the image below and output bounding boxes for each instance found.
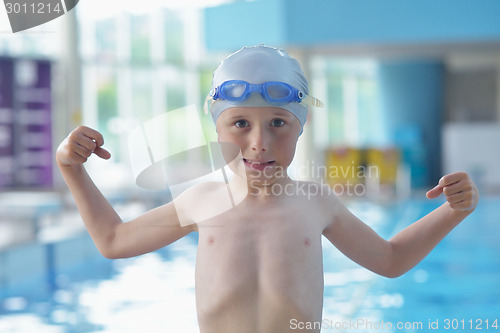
[204,81,324,115]
[302,95,324,108]
[204,94,324,114]
[203,94,212,115]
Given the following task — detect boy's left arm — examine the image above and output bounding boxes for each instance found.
[323,171,478,278]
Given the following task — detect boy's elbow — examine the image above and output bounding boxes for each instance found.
[98,246,118,259]
[96,240,124,259]
[97,239,142,259]
[372,257,409,278]
[379,269,405,279]
[377,261,410,278]
[378,242,411,278]
[99,245,134,259]
[369,267,403,279]
[94,230,125,259]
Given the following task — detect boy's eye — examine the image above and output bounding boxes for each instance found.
[235,120,249,128]
[271,118,286,127]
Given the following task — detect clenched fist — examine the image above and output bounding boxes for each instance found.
[426,171,479,212]
[56,126,111,167]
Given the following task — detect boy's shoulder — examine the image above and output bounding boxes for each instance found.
[287,180,343,228]
[291,179,339,198]
[173,181,235,207]
[172,181,244,225]
[286,179,343,211]
[176,179,339,202]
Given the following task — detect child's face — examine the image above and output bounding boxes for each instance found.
[216,106,301,185]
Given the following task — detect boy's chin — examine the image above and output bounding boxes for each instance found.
[246,173,288,187]
[227,164,289,187]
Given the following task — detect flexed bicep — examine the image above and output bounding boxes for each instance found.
[109,201,196,259]
[322,200,393,276]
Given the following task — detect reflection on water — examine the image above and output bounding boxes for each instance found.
[322,198,500,331]
[0,235,198,332]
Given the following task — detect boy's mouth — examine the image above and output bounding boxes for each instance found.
[243,158,276,170]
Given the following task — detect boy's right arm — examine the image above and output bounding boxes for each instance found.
[56,126,194,259]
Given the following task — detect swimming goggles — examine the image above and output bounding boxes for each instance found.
[204,80,323,114]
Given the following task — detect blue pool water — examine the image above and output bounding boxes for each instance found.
[1,197,499,332]
[322,197,500,332]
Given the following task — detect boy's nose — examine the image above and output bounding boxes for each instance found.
[250,126,269,152]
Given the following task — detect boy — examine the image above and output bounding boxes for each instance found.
[56,45,478,333]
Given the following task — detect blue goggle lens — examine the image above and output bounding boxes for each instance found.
[214,80,302,105]
[265,83,296,101]
[204,80,323,117]
[220,81,248,100]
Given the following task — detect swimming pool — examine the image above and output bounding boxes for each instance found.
[1,197,499,332]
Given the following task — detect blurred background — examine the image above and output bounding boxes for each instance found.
[0,0,499,332]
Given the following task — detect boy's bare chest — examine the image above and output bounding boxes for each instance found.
[199,197,326,242]
[194,198,327,321]
[196,198,328,274]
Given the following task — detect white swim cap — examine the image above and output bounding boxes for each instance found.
[207,45,314,130]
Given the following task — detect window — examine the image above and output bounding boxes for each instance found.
[310,57,383,149]
[77,6,217,188]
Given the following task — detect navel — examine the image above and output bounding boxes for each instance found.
[304,237,311,247]
[208,235,216,246]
